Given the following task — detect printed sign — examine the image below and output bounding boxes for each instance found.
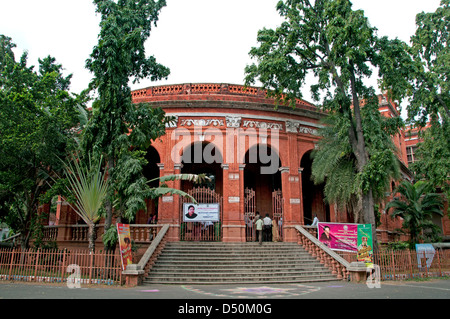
[183,203,220,222]
[357,224,373,265]
[116,223,133,271]
[318,222,374,262]
[317,222,358,252]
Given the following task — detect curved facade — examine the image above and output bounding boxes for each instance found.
[132,83,337,242]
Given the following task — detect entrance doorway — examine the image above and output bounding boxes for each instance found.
[179,187,223,241]
[179,141,224,241]
[243,144,283,242]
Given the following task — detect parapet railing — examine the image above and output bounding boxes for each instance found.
[295,225,367,281]
[122,224,169,286]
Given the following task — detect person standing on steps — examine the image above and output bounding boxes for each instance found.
[253,211,261,242]
[263,214,272,242]
[311,214,319,227]
[255,216,264,245]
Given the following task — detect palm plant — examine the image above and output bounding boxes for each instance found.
[385,180,444,248]
[64,154,109,253]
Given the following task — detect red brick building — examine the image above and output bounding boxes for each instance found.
[51,83,449,246]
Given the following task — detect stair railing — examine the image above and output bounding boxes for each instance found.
[122,224,169,286]
[295,225,367,281]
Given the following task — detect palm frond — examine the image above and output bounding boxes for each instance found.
[63,154,108,224]
[148,173,211,185]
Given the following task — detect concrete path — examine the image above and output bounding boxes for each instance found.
[1,279,448,317]
[1,279,449,300]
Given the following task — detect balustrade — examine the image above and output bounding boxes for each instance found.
[295,225,351,281]
[41,224,162,245]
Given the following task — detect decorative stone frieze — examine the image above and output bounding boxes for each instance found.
[226,116,242,128]
[242,120,283,130]
[285,120,318,135]
[180,119,224,127]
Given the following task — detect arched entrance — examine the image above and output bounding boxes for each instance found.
[243,144,283,242]
[179,141,223,241]
[300,151,330,225]
[139,146,161,224]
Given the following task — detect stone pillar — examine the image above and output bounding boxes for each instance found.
[157,162,179,241]
[222,163,245,242]
[298,167,305,225]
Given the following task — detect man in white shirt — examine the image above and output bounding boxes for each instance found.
[311,214,319,227]
[263,214,272,242]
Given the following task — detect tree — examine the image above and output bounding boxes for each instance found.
[406,1,450,198]
[408,0,450,123]
[244,0,410,247]
[311,97,401,223]
[0,35,79,248]
[64,154,109,253]
[410,116,450,200]
[385,180,444,248]
[82,0,171,248]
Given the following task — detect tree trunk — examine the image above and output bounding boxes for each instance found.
[88,223,96,253]
[348,65,379,252]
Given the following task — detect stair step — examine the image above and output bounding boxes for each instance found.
[143,242,338,285]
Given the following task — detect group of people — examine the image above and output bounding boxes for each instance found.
[253,212,281,245]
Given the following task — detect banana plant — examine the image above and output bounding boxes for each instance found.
[147,173,211,203]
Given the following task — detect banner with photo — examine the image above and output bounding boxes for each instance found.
[357,224,373,264]
[317,222,358,252]
[317,222,374,262]
[183,203,220,222]
[116,223,133,270]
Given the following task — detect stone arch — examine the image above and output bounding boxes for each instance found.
[244,143,282,218]
[180,141,224,196]
[300,150,330,225]
[136,145,161,224]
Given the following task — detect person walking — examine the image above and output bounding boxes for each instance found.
[311,214,319,227]
[255,216,264,245]
[263,214,272,242]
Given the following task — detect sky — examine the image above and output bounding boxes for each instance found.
[0,0,442,104]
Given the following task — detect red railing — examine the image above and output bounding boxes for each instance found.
[0,248,122,285]
[340,249,450,281]
[40,224,163,244]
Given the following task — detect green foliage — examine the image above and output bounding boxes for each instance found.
[408,0,450,123]
[0,35,79,248]
[245,0,407,229]
[411,116,450,200]
[63,154,109,225]
[81,0,171,228]
[385,180,444,248]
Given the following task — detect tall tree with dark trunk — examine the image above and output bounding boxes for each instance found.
[83,0,171,249]
[245,0,412,249]
[0,35,79,248]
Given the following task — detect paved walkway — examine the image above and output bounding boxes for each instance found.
[1,279,448,316]
[1,279,449,300]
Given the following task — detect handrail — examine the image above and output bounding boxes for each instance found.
[294,225,351,268]
[294,225,368,281]
[122,224,169,283]
[137,224,169,270]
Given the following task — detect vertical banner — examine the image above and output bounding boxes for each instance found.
[317,222,358,252]
[116,223,133,271]
[357,224,374,265]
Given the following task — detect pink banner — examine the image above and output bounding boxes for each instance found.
[317,222,358,252]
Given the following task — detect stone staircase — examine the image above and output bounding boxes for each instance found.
[143,241,338,285]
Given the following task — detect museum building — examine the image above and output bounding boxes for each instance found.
[50,83,449,246]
